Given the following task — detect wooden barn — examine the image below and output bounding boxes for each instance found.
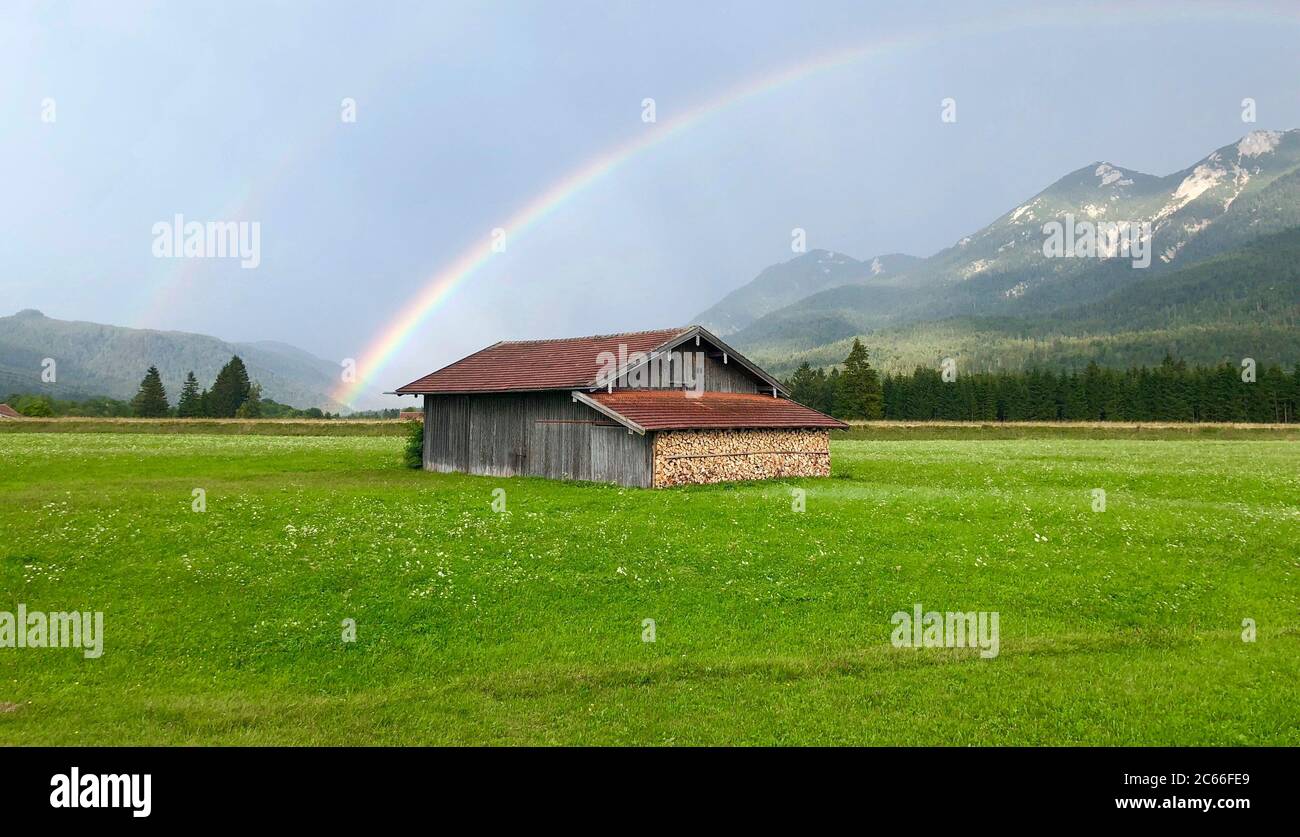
[393,325,846,487]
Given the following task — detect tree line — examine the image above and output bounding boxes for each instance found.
[129,356,262,418]
[122,356,385,418]
[5,378,401,419]
[785,339,1299,423]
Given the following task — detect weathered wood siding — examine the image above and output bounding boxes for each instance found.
[701,353,761,393]
[423,392,653,487]
[604,349,762,393]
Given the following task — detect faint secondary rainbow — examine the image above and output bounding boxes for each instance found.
[337,1,1300,407]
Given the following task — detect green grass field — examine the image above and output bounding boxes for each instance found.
[1,430,1296,745]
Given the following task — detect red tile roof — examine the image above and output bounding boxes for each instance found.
[0,403,21,419]
[585,390,847,431]
[396,328,690,394]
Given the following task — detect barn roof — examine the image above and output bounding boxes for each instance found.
[394,325,787,396]
[395,327,686,394]
[0,403,22,419]
[576,390,847,433]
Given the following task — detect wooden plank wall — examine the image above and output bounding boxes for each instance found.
[601,350,761,394]
[423,392,653,487]
[701,353,761,393]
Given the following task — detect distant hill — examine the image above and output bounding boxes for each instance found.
[692,250,919,335]
[691,129,1300,375]
[0,310,348,411]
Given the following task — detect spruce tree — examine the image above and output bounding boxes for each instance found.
[787,362,821,408]
[131,366,170,418]
[810,368,829,414]
[1082,361,1104,419]
[824,368,840,418]
[836,338,884,419]
[176,372,202,417]
[976,378,998,421]
[209,356,252,417]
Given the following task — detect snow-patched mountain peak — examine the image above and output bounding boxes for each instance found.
[1150,133,1283,230]
[1093,163,1133,187]
[1171,160,1229,205]
[1237,130,1283,158]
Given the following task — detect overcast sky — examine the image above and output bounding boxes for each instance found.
[4,1,1299,406]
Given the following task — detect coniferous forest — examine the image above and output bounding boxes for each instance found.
[785,347,1299,423]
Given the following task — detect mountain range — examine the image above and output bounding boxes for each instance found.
[696,129,1300,377]
[0,309,349,411]
[6,130,1298,410]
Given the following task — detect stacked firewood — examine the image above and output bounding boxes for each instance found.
[652,429,831,487]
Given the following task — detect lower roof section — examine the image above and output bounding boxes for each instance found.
[580,390,847,432]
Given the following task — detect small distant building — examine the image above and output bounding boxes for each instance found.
[0,404,22,419]
[398,410,424,422]
[393,325,846,488]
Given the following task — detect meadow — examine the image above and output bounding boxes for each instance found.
[1,428,1296,745]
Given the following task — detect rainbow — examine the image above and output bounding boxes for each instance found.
[336,1,1297,406]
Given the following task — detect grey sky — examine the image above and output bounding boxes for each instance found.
[3,1,1299,406]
